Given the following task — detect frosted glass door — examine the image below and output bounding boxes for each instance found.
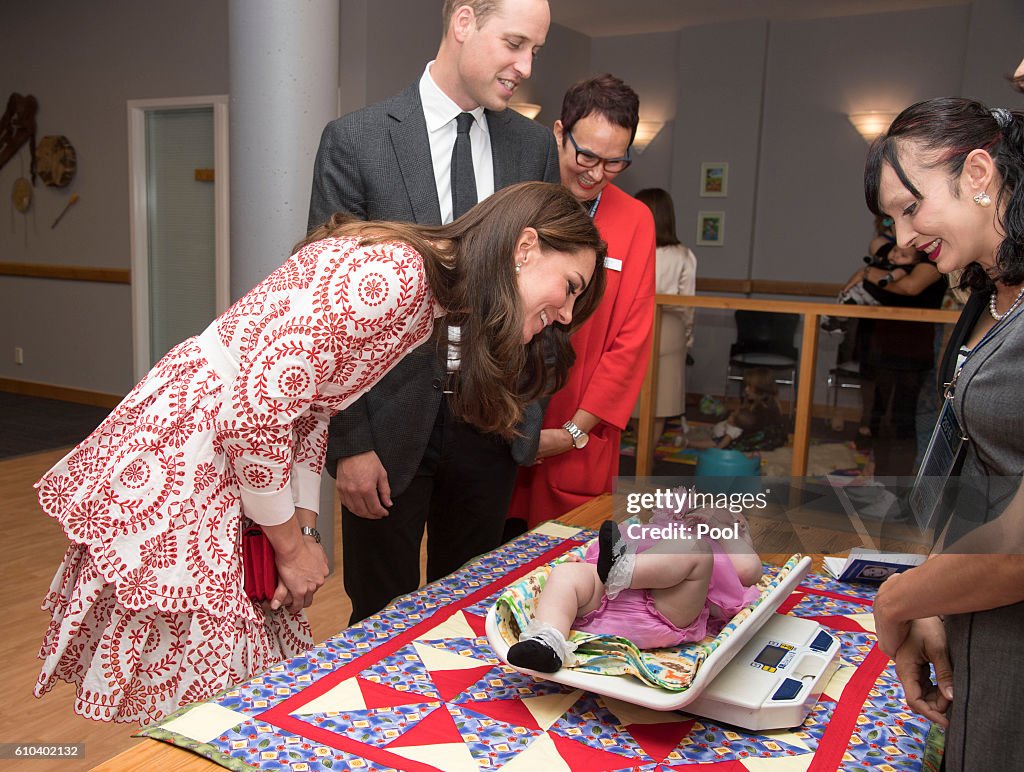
[145,107,216,365]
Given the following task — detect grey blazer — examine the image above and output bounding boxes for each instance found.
[308,82,560,495]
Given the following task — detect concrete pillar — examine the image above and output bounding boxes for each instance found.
[228,0,339,297]
[229,0,340,568]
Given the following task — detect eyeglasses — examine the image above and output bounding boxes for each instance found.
[565,129,632,173]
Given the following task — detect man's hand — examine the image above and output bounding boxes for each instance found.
[336,451,391,518]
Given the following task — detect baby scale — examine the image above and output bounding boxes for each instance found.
[486,556,842,732]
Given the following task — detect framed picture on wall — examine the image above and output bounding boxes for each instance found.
[696,211,725,246]
[699,162,728,197]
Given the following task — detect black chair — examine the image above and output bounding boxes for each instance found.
[725,311,799,409]
[826,320,867,430]
[827,362,863,408]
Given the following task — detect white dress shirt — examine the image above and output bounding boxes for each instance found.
[419,61,495,225]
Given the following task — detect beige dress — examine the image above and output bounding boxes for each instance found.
[633,243,697,417]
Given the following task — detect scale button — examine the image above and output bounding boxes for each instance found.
[772,678,803,701]
[810,631,834,652]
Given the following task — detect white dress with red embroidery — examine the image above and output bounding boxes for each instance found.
[34,237,438,723]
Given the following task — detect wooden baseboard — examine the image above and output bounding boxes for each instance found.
[0,262,130,284]
[0,378,123,408]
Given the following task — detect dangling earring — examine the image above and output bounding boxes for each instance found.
[515,261,522,274]
[974,191,992,207]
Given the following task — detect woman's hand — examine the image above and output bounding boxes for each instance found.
[271,539,328,613]
[873,571,912,656]
[535,427,574,460]
[259,510,328,614]
[892,616,954,727]
[842,266,869,292]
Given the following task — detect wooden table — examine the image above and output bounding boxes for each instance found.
[93,494,844,770]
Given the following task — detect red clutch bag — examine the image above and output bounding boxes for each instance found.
[242,521,278,602]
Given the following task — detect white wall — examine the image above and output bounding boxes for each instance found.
[592,31,678,194]
[1,0,1022,399]
[585,1,1023,401]
[0,0,229,394]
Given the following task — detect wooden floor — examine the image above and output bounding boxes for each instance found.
[0,448,359,772]
[2,449,925,772]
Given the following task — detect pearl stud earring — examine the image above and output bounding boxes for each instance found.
[515,262,522,274]
[974,191,992,207]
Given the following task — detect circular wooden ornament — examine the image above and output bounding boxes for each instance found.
[36,135,77,187]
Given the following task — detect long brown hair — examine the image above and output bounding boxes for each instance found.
[297,181,607,436]
[635,188,681,247]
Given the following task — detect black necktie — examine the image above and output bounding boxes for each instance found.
[451,112,478,220]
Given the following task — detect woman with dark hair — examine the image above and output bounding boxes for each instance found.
[864,98,1024,770]
[33,181,606,724]
[631,188,697,448]
[838,242,946,464]
[507,74,657,530]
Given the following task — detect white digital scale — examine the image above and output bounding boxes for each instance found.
[486,556,842,732]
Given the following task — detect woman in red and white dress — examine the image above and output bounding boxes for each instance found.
[33,181,606,724]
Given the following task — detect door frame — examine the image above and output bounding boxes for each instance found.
[127,95,229,380]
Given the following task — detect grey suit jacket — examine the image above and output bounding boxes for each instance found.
[308,81,560,495]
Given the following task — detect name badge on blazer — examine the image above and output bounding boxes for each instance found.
[604,257,623,272]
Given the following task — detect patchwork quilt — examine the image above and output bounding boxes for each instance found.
[141,522,937,771]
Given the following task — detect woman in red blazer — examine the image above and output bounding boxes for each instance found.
[509,74,656,529]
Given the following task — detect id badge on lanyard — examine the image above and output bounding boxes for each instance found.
[907,298,1014,531]
[909,394,967,530]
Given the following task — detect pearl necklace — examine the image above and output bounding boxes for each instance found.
[989,285,1024,321]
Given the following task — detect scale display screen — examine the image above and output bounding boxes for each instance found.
[754,644,788,669]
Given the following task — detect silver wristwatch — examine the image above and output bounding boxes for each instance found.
[301,526,322,544]
[562,420,589,449]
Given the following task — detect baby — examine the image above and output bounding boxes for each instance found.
[508,500,763,672]
[821,243,929,334]
[687,368,787,453]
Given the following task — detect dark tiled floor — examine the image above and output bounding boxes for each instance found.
[0,392,110,459]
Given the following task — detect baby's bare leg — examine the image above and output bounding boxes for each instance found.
[632,543,714,629]
[695,509,764,586]
[508,561,603,673]
[533,562,605,639]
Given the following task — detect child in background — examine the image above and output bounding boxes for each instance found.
[507,504,762,672]
[688,368,787,452]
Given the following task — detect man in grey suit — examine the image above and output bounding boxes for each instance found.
[308,0,558,624]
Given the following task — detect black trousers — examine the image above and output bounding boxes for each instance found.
[341,398,517,624]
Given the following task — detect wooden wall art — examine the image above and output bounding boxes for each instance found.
[0,93,39,181]
[36,135,77,187]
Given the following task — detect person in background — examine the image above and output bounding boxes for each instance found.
[686,367,787,452]
[506,74,656,534]
[307,0,561,625]
[629,187,697,453]
[842,242,946,472]
[825,216,898,436]
[33,181,605,724]
[865,97,1024,771]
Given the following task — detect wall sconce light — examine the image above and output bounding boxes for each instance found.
[508,102,542,120]
[847,111,898,142]
[632,120,665,153]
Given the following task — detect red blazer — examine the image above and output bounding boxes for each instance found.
[509,184,656,527]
